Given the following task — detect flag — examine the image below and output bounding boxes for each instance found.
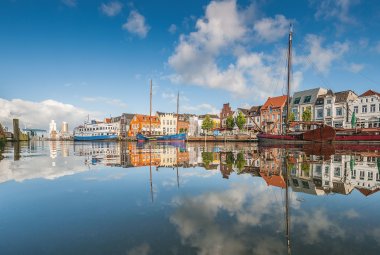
[351,112,356,128]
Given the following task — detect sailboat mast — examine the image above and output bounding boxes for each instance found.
[285,24,293,133]
[176,91,179,134]
[150,79,152,136]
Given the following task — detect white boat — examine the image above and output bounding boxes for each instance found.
[73,120,119,141]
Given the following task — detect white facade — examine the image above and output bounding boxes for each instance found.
[290,87,327,121]
[49,120,57,133]
[188,116,199,137]
[349,90,380,128]
[157,112,177,135]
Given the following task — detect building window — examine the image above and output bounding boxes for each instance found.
[360,171,365,180]
[334,167,341,177]
[327,99,332,104]
[362,105,367,113]
[303,95,312,103]
[327,108,331,116]
[368,171,373,181]
[354,106,358,113]
[336,107,343,116]
[294,97,301,104]
[370,104,376,112]
[317,109,323,119]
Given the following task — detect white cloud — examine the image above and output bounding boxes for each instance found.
[0,98,97,131]
[346,63,364,73]
[100,1,123,17]
[82,96,128,108]
[168,0,297,100]
[122,10,150,38]
[168,24,177,34]
[298,34,349,74]
[182,103,218,115]
[342,208,360,219]
[254,15,291,42]
[127,243,150,255]
[62,0,76,7]
[311,0,360,24]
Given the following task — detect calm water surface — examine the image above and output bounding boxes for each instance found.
[0,141,379,255]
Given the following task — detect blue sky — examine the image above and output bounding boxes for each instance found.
[1,0,380,129]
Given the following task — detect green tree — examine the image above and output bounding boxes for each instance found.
[302,108,312,122]
[236,111,246,130]
[226,115,235,130]
[202,115,214,133]
[288,112,295,122]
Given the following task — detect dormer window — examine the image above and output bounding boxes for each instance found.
[294,97,301,104]
[303,95,312,103]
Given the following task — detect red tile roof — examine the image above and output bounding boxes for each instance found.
[261,95,288,110]
[260,173,286,188]
[359,89,380,97]
[356,187,380,197]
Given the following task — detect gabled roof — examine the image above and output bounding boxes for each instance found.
[335,90,357,103]
[261,95,287,110]
[356,187,380,197]
[359,89,380,97]
[134,114,160,122]
[199,114,219,119]
[237,108,250,115]
[249,105,262,116]
[260,173,286,189]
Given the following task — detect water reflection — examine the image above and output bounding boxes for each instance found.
[0,141,380,254]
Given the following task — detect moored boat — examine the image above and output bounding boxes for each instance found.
[74,120,119,141]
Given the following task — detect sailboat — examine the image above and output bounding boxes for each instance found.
[136,80,187,142]
[257,25,336,144]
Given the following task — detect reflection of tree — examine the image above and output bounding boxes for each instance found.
[202,152,213,168]
[235,152,246,173]
[226,152,235,168]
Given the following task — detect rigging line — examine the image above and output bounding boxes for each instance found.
[304,54,332,89]
[356,71,380,86]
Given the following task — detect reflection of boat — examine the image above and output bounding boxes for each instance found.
[257,26,335,144]
[137,80,186,142]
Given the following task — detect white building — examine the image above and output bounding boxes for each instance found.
[349,90,380,128]
[49,120,58,139]
[156,112,177,135]
[290,87,327,121]
[188,115,200,137]
[322,90,358,128]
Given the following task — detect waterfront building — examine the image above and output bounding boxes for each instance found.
[177,114,191,134]
[156,112,177,135]
[220,103,234,129]
[290,87,327,121]
[260,95,288,134]
[128,114,161,137]
[60,121,71,139]
[248,106,261,131]
[49,120,58,140]
[348,89,380,128]
[322,90,358,128]
[111,113,135,139]
[232,108,249,130]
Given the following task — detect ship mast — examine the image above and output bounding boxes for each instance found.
[285,24,293,134]
[150,79,152,136]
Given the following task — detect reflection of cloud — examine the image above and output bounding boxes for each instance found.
[293,209,345,244]
[127,243,150,255]
[170,182,288,254]
[343,208,360,219]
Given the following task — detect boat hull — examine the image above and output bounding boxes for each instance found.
[136,133,187,142]
[74,134,118,141]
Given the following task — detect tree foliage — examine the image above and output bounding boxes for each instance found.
[202,152,213,168]
[235,152,246,172]
[288,112,295,122]
[302,108,312,122]
[202,115,214,133]
[226,115,235,130]
[236,111,246,130]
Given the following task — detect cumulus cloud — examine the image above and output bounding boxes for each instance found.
[127,243,151,255]
[62,0,76,7]
[346,63,364,73]
[298,34,349,74]
[254,15,291,42]
[167,0,301,100]
[168,24,177,34]
[311,0,360,24]
[122,10,150,38]
[0,98,97,131]
[181,103,218,115]
[100,1,123,17]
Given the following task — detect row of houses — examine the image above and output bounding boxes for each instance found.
[220,88,380,134]
[110,112,220,138]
